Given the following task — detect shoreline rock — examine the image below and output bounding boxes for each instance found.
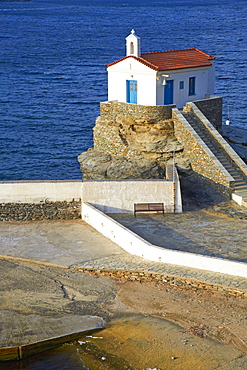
[222,125,247,162]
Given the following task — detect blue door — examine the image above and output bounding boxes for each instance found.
[127,80,137,104]
[164,80,174,105]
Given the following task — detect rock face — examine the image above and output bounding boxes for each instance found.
[78,149,165,180]
[78,101,189,180]
[222,125,247,162]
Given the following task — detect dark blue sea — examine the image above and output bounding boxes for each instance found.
[0,0,247,181]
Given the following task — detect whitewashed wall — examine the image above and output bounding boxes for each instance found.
[107,57,157,106]
[0,180,82,203]
[0,178,182,213]
[156,66,215,108]
[108,57,215,108]
[82,179,182,213]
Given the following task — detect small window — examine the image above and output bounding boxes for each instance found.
[189,77,196,96]
[130,42,134,54]
[180,81,184,89]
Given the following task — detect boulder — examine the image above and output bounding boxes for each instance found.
[222,125,247,162]
[78,149,164,180]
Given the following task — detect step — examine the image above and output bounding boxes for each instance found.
[230,174,244,179]
[234,186,247,191]
[222,166,236,171]
[221,165,240,169]
[232,178,246,182]
[228,169,243,174]
[234,182,247,187]
[234,191,247,197]
[218,160,233,165]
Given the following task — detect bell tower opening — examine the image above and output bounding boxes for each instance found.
[130,42,134,55]
[126,29,141,57]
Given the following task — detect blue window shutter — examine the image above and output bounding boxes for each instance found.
[189,77,196,96]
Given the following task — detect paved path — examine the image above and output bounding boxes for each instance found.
[0,219,123,267]
[110,211,247,263]
[0,214,246,294]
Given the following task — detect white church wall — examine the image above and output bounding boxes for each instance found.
[207,62,216,95]
[107,30,215,108]
[156,66,215,108]
[107,57,157,105]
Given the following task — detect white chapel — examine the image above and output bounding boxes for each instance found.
[107,30,216,108]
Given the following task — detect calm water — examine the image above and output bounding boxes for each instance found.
[0,0,247,180]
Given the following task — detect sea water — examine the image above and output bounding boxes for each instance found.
[0,0,247,181]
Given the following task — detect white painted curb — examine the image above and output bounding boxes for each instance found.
[82,202,247,279]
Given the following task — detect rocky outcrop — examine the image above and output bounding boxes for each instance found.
[78,149,165,180]
[222,125,247,162]
[78,102,189,180]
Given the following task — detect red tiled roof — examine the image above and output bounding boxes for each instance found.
[107,48,216,71]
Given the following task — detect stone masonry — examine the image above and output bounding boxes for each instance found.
[78,97,224,182]
[172,108,232,188]
[94,101,182,161]
[78,101,187,179]
[194,96,222,131]
[0,200,81,221]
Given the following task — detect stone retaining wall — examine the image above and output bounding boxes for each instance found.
[172,108,234,188]
[0,180,82,221]
[0,201,81,221]
[189,102,247,179]
[100,100,175,120]
[193,95,222,131]
[78,268,246,298]
[94,101,177,161]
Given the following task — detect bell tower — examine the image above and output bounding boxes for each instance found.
[126,29,141,57]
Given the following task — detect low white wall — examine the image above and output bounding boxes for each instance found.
[82,179,182,213]
[166,165,182,213]
[0,177,182,213]
[232,193,242,206]
[82,202,247,279]
[0,180,82,203]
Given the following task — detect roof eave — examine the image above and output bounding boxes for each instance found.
[156,63,213,72]
[106,55,159,71]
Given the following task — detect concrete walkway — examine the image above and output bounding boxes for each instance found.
[110,211,247,263]
[0,219,123,268]
[0,216,246,294]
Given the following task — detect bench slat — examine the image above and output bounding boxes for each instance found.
[134,203,164,216]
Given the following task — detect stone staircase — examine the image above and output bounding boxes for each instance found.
[181,111,247,204]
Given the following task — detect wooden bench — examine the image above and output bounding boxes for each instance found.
[134,203,164,217]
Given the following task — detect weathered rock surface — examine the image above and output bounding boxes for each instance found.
[113,114,183,156]
[222,125,247,162]
[78,106,188,180]
[78,149,164,180]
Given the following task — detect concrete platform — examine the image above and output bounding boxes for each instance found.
[1,213,247,360]
[0,219,125,268]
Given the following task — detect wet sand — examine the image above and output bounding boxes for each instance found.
[0,258,246,369]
